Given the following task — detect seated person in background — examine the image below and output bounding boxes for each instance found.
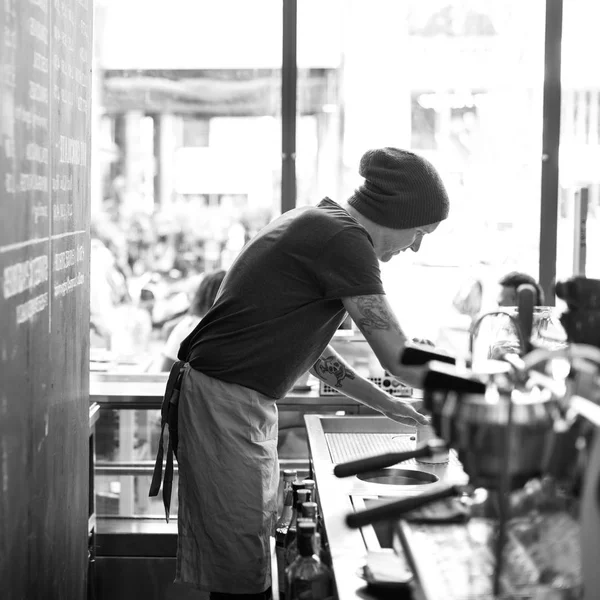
[159,269,226,372]
[487,272,548,360]
[497,271,545,306]
[438,272,544,360]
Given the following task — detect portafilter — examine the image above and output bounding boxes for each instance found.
[421,360,558,490]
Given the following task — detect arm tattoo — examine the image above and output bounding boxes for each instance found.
[348,295,402,337]
[314,355,356,389]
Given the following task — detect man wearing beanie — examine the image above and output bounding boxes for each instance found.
[168,147,449,599]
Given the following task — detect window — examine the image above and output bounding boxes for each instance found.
[297,0,545,350]
[557,0,600,282]
[91,0,282,368]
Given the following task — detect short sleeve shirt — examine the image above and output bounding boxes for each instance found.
[180,198,384,398]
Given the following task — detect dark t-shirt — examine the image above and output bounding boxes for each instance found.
[179,198,385,399]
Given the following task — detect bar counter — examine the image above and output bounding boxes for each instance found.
[305,415,468,600]
[90,371,376,413]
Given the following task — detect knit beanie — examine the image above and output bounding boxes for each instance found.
[348,147,450,229]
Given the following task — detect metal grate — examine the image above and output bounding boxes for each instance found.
[325,432,461,468]
[326,432,416,464]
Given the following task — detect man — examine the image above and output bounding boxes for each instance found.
[497,271,545,307]
[174,147,450,598]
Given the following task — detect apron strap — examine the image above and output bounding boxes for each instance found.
[148,422,166,497]
[163,433,175,522]
[148,360,186,521]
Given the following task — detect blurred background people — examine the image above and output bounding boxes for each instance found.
[436,271,548,361]
[497,271,545,306]
[158,269,227,371]
[90,218,133,350]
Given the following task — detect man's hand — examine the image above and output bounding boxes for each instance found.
[380,397,430,426]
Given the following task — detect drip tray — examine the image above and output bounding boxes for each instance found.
[357,468,438,486]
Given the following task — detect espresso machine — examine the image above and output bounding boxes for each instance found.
[338,278,600,600]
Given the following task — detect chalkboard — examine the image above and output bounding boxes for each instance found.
[0,0,92,597]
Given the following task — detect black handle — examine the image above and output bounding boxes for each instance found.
[517,284,536,353]
[422,361,487,394]
[333,441,445,478]
[346,484,462,529]
[400,343,456,366]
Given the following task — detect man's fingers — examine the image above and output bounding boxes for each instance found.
[404,408,430,426]
[383,413,416,426]
[382,408,429,427]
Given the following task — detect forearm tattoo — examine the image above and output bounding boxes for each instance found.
[347,295,403,337]
[314,355,356,388]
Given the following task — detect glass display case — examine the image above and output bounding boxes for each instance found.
[90,362,369,521]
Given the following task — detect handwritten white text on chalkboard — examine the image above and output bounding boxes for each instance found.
[33,52,49,74]
[55,0,76,22]
[26,142,49,164]
[29,81,49,105]
[15,104,49,130]
[53,244,85,298]
[16,292,48,324]
[33,204,49,223]
[3,138,15,159]
[4,27,17,49]
[59,135,86,165]
[31,0,49,14]
[18,172,49,193]
[54,272,83,298]
[53,202,73,222]
[29,17,49,45]
[1,64,16,88]
[53,248,76,271]
[3,255,49,299]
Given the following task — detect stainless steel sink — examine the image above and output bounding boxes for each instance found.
[305,415,469,558]
[320,416,415,434]
[357,468,439,486]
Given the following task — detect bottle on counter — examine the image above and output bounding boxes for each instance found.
[276,470,298,594]
[302,478,316,499]
[300,502,322,556]
[284,488,312,570]
[300,501,318,523]
[285,521,334,600]
[278,469,298,516]
[301,501,332,568]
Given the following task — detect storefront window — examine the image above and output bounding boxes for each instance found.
[297,0,546,352]
[557,0,600,283]
[91,0,282,368]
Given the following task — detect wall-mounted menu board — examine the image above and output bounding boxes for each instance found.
[0,0,92,597]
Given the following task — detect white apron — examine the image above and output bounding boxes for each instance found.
[175,366,279,593]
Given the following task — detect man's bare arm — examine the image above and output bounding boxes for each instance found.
[342,294,425,388]
[309,344,427,426]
